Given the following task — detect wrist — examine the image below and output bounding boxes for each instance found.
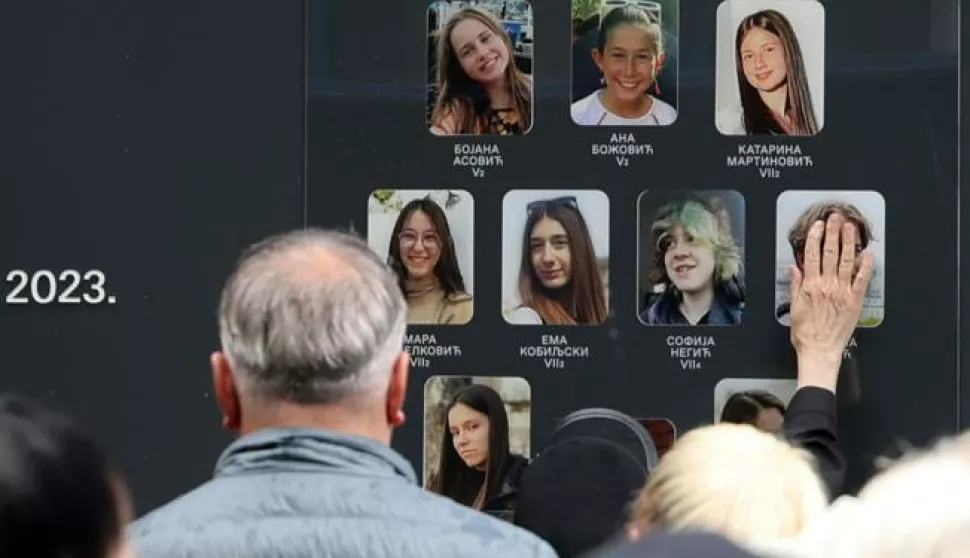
[796,352,842,393]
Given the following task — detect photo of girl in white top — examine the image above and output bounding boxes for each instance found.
[571,4,676,126]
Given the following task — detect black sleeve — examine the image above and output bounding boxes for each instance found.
[783,386,845,498]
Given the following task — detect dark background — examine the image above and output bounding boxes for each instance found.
[0,0,963,518]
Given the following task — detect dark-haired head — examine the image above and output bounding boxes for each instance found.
[518,198,607,325]
[734,9,818,135]
[387,197,467,297]
[429,384,511,509]
[720,390,786,434]
[592,6,665,104]
[0,394,133,558]
[596,5,662,53]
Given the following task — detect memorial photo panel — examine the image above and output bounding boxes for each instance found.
[367,189,476,326]
[502,190,611,327]
[571,0,680,126]
[775,190,886,328]
[307,0,960,495]
[423,375,532,521]
[714,378,798,435]
[715,0,825,136]
[427,0,535,136]
[637,190,745,326]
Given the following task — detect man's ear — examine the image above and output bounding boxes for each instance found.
[385,351,410,428]
[211,352,242,432]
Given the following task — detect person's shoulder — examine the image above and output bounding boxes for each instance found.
[715,106,745,135]
[411,487,557,557]
[130,480,222,530]
[505,306,542,325]
[445,292,474,324]
[431,104,459,135]
[570,90,601,125]
[652,97,678,124]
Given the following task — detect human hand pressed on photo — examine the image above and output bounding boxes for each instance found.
[788,213,874,390]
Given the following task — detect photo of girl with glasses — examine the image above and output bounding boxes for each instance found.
[570,2,677,126]
[368,190,474,325]
[428,2,534,136]
[638,191,745,326]
[425,376,531,522]
[502,191,610,326]
[715,1,824,136]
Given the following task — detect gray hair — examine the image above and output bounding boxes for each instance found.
[217,228,407,405]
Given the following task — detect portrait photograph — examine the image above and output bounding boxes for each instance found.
[775,190,885,327]
[423,375,532,521]
[570,0,679,126]
[715,0,825,136]
[638,190,745,326]
[502,190,610,326]
[427,0,534,136]
[714,378,798,436]
[368,189,474,326]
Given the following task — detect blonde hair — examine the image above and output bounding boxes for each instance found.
[756,431,970,558]
[649,197,741,285]
[629,423,827,543]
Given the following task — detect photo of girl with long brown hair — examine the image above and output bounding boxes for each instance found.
[502,191,610,326]
[715,1,825,136]
[427,1,534,136]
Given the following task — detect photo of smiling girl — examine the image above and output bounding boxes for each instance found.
[427,1,534,136]
[638,191,745,326]
[715,1,825,136]
[502,190,610,326]
[368,189,474,325]
[571,2,677,126]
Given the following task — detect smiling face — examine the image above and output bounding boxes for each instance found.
[594,23,663,104]
[448,402,490,469]
[530,217,572,289]
[740,26,788,93]
[662,225,716,294]
[449,16,510,86]
[399,210,441,281]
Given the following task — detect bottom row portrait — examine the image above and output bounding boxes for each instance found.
[368,188,885,327]
[421,375,799,518]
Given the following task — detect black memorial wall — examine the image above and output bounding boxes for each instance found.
[0,0,966,515]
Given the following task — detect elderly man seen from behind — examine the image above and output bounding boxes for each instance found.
[130,229,558,558]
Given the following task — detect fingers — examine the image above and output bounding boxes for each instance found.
[789,264,803,301]
[803,220,825,281]
[838,222,857,285]
[852,250,875,295]
[821,213,843,279]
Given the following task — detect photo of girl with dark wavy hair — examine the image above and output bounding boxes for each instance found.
[368,189,475,325]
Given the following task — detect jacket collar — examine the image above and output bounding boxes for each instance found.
[213,427,417,485]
